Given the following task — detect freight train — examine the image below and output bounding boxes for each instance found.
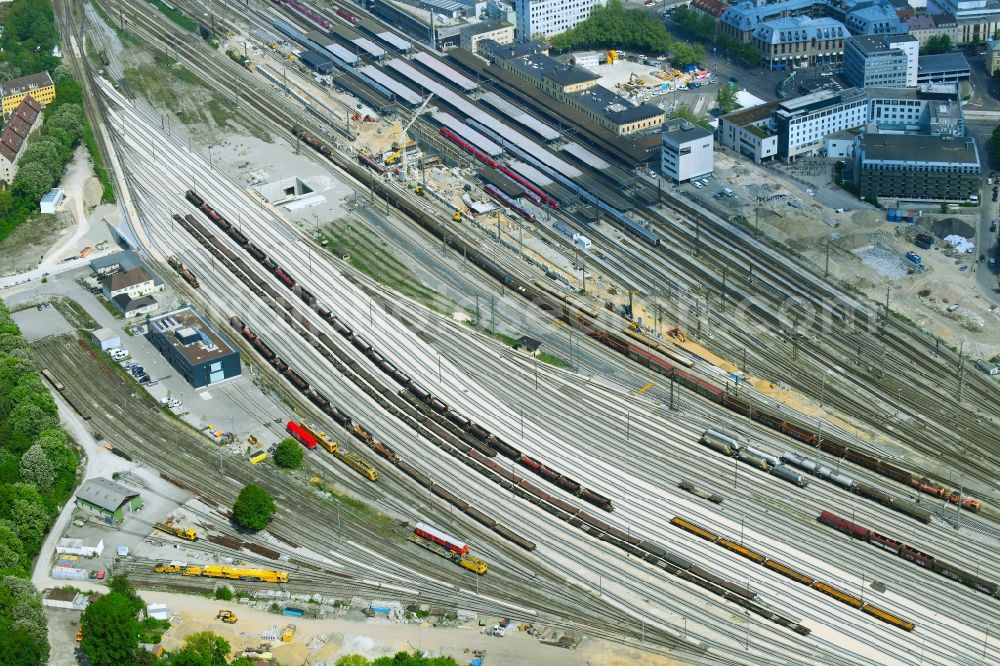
[182,190,812,637]
[699,429,808,488]
[819,510,998,597]
[671,517,915,631]
[286,126,983,514]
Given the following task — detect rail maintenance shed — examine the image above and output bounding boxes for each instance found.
[75,478,141,526]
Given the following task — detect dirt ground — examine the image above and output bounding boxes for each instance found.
[710,151,1000,359]
[50,587,687,666]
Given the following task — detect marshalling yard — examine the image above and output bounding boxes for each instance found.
[6,0,1000,664]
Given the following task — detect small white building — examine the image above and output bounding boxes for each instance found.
[91,327,122,351]
[40,187,65,214]
[43,588,91,611]
[660,121,714,183]
[56,537,105,558]
[147,603,170,620]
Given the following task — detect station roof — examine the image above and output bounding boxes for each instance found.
[432,111,503,156]
[414,52,478,91]
[360,66,422,104]
[376,31,411,51]
[479,91,560,141]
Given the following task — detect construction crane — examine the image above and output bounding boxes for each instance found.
[397,93,434,180]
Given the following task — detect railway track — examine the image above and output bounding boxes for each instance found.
[60,2,1000,660]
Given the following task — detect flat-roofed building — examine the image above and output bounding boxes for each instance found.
[147,307,242,388]
[460,20,514,54]
[719,101,782,163]
[773,88,869,160]
[844,34,919,88]
[514,0,605,40]
[854,133,979,201]
[916,52,970,84]
[660,121,715,182]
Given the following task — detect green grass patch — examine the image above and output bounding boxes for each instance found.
[139,617,171,644]
[311,478,392,530]
[491,331,518,346]
[50,297,100,332]
[206,99,234,128]
[538,351,571,368]
[145,0,198,32]
[95,295,124,320]
[83,114,116,204]
[320,222,441,308]
[92,1,140,45]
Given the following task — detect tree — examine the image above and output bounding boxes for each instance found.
[273,438,303,469]
[11,161,54,204]
[673,6,717,42]
[337,656,371,666]
[921,34,953,55]
[0,523,24,572]
[0,624,44,666]
[80,592,142,666]
[19,444,54,488]
[49,104,85,146]
[165,631,231,666]
[670,42,705,69]
[716,84,739,114]
[231,484,275,532]
[107,574,145,616]
[666,106,713,131]
[551,0,673,53]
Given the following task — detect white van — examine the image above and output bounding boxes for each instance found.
[109,348,129,361]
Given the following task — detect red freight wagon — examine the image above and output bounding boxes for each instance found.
[818,511,870,540]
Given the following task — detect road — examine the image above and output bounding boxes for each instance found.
[965,121,1000,306]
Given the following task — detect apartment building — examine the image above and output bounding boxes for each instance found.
[514,0,605,40]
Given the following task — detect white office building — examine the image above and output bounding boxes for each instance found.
[661,122,714,183]
[844,34,919,89]
[514,0,605,40]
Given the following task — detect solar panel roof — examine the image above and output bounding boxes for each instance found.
[479,92,559,141]
[352,37,385,58]
[376,31,411,51]
[561,142,610,171]
[432,112,503,156]
[324,43,359,65]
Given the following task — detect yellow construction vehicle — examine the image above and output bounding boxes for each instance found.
[154,562,184,574]
[75,627,83,642]
[155,519,198,541]
[217,610,238,624]
[452,210,463,222]
[413,184,424,196]
[281,624,296,642]
[182,566,203,576]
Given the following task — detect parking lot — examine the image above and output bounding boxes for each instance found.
[6,265,295,451]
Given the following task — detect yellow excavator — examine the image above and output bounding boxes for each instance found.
[217,610,238,624]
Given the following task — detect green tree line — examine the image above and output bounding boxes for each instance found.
[0,0,115,244]
[550,0,705,69]
[0,301,80,664]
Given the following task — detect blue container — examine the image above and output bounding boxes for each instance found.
[282,608,304,617]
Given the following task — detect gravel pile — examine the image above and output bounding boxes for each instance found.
[855,243,908,278]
